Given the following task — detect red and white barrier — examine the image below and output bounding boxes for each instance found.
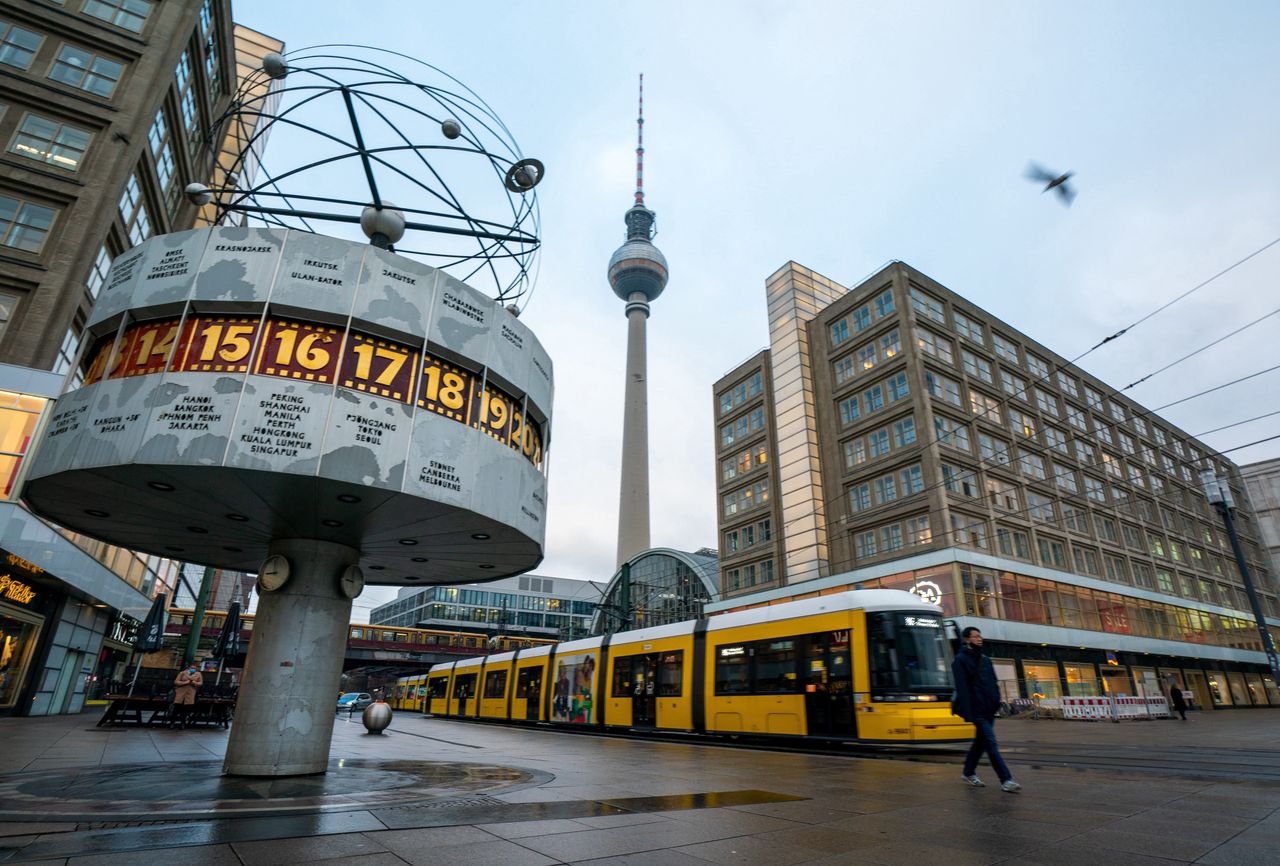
[1058,695,1171,720]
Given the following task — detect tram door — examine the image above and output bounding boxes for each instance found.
[518,668,542,720]
[804,631,856,739]
[632,654,659,727]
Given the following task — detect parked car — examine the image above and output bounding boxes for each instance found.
[336,692,372,712]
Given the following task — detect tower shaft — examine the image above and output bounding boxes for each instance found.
[616,293,651,566]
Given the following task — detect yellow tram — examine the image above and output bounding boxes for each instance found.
[404,589,972,743]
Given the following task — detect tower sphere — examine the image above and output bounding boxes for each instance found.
[608,238,668,303]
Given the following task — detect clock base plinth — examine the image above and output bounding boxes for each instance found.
[223,538,359,777]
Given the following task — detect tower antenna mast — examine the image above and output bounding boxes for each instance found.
[635,73,645,207]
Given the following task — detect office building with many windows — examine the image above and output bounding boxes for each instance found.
[711,260,1279,709]
[0,0,280,715]
[370,575,607,642]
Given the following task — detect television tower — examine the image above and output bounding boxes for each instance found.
[608,74,668,568]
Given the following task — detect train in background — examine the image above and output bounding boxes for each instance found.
[166,608,556,657]
[392,589,973,743]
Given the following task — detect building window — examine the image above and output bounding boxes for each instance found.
[1044,425,1068,455]
[951,514,989,550]
[995,526,1031,560]
[925,371,962,406]
[1073,440,1095,463]
[1027,491,1055,522]
[875,288,894,318]
[892,417,916,447]
[866,428,890,459]
[1038,536,1067,569]
[941,463,978,497]
[863,383,884,412]
[874,474,897,504]
[917,329,953,365]
[1062,503,1090,533]
[1083,475,1106,503]
[1055,466,1078,494]
[1094,514,1118,543]
[0,195,56,253]
[0,20,43,71]
[880,328,901,359]
[719,406,765,447]
[82,0,152,32]
[999,369,1026,399]
[721,443,767,482]
[1095,423,1112,446]
[1034,388,1059,417]
[899,464,923,496]
[1109,401,1126,423]
[977,432,1011,466]
[961,350,992,383]
[10,113,92,171]
[49,44,124,97]
[1008,408,1036,439]
[880,523,904,553]
[719,371,762,415]
[1121,523,1144,551]
[833,354,855,385]
[849,483,871,512]
[204,29,221,97]
[952,310,984,344]
[722,479,769,517]
[148,108,178,209]
[1072,546,1102,576]
[1083,386,1104,410]
[987,478,1019,511]
[992,332,1019,362]
[200,0,214,32]
[906,514,931,545]
[1056,371,1079,397]
[886,372,909,402]
[1065,404,1088,432]
[855,530,877,560]
[1017,448,1046,480]
[838,395,860,426]
[53,327,81,375]
[0,291,19,344]
[909,286,945,323]
[969,389,1001,423]
[934,415,971,453]
[1025,354,1050,379]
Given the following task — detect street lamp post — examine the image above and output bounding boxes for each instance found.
[1200,469,1280,684]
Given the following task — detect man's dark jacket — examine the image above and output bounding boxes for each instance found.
[951,644,1000,722]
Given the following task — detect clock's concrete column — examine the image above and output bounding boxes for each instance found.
[223,538,360,776]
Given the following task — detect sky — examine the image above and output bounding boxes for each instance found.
[234,1,1280,619]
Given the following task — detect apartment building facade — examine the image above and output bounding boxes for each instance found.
[712,260,1279,709]
[0,0,280,715]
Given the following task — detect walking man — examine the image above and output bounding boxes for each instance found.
[951,627,1021,792]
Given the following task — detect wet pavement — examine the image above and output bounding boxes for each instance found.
[0,708,1277,864]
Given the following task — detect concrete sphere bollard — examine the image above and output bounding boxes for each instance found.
[362,701,392,734]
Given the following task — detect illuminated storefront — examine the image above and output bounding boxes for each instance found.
[708,549,1280,709]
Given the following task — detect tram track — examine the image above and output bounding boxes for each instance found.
[410,716,1280,782]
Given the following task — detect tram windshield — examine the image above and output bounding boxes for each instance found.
[867,611,953,694]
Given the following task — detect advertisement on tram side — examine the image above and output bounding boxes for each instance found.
[552,653,596,723]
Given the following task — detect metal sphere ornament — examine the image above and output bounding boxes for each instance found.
[360,202,406,246]
[362,701,393,734]
[184,182,213,206]
[262,52,288,80]
[204,45,544,306]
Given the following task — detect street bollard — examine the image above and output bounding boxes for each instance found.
[362,701,392,734]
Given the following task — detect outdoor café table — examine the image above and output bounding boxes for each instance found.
[96,694,171,727]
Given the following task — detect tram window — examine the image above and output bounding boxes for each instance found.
[612,657,633,696]
[428,678,448,698]
[394,632,408,642]
[755,639,801,693]
[242,620,253,631]
[868,612,952,691]
[453,673,477,698]
[483,670,508,698]
[657,651,683,696]
[715,645,750,694]
[350,628,362,639]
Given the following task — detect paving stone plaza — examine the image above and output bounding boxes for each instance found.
[1,709,1278,865]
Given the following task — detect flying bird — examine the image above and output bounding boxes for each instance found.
[1025,162,1076,206]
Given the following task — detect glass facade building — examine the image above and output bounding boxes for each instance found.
[370,575,606,641]
[591,547,720,635]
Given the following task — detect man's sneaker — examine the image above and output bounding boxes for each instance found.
[1000,779,1022,793]
[962,774,985,787]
